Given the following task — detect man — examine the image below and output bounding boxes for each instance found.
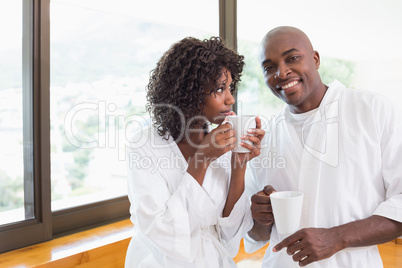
[244,26,402,267]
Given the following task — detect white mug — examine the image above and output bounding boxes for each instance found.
[226,115,256,153]
[270,191,304,235]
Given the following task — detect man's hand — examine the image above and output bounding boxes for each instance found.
[273,227,344,266]
[251,185,276,225]
[248,185,276,241]
[272,215,402,267]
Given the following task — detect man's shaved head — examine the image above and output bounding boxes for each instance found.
[260,26,314,62]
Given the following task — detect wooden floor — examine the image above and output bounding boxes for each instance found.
[378,240,402,268]
[234,239,402,268]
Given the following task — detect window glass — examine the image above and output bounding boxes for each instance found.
[0,0,34,225]
[50,0,218,210]
[237,0,402,120]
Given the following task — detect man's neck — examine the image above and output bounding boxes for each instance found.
[290,83,328,114]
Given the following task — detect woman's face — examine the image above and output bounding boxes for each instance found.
[202,68,235,125]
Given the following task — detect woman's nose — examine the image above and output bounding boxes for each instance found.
[225,90,235,106]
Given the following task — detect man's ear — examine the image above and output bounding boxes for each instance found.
[313,50,320,69]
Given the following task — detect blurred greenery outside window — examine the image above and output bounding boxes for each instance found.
[237,0,402,122]
[0,0,29,225]
[50,0,218,210]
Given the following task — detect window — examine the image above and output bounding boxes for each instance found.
[50,0,219,212]
[0,0,220,253]
[237,0,402,120]
[0,0,27,226]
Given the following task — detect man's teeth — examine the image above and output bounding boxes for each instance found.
[282,81,298,89]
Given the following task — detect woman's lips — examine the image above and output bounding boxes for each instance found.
[221,110,232,116]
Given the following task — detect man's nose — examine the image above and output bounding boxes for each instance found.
[275,64,291,79]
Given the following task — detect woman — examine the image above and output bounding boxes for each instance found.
[125,37,265,267]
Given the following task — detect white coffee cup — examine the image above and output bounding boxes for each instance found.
[226,115,256,153]
[270,191,304,235]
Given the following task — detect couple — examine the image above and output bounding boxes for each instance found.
[125,26,402,267]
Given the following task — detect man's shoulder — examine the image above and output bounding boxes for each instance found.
[331,80,393,108]
[330,82,402,127]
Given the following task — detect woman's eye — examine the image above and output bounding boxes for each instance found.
[216,87,224,93]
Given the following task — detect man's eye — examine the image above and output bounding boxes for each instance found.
[289,55,299,61]
[264,66,274,73]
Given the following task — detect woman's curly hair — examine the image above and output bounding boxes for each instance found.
[146,36,245,141]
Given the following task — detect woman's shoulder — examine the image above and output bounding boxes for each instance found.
[126,125,174,154]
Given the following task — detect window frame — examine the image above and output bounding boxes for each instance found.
[0,0,52,253]
[219,0,238,112]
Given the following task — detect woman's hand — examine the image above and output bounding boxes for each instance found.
[231,116,265,167]
[187,121,235,185]
[195,122,236,164]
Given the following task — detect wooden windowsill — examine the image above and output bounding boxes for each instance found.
[0,218,400,268]
[0,218,265,268]
[0,219,133,268]
[0,217,269,268]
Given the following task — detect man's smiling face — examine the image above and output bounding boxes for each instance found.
[259,27,324,114]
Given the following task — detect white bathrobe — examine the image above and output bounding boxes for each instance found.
[125,126,253,267]
[245,80,402,268]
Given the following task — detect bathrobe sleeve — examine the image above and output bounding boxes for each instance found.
[217,191,253,256]
[372,97,402,223]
